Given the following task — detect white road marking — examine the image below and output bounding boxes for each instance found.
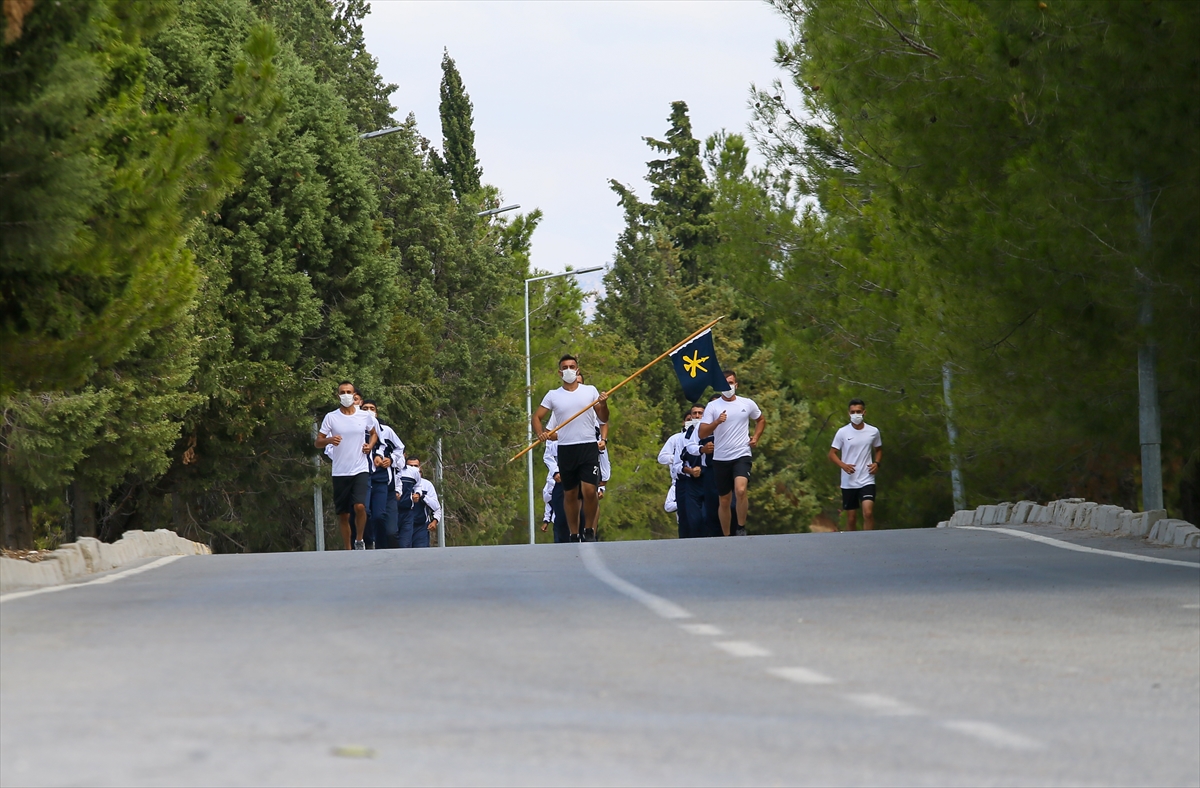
[680,623,724,636]
[942,720,1043,751]
[713,640,772,658]
[954,526,1200,568]
[0,556,185,604]
[1182,604,1199,609]
[767,666,836,685]
[845,693,923,717]
[579,543,692,620]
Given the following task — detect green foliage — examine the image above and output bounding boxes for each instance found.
[433,50,482,199]
[0,0,280,393]
[743,0,1199,522]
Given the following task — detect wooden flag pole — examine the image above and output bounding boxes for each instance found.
[508,315,727,464]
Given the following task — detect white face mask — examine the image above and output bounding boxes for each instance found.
[339,393,355,408]
[850,413,864,425]
[560,368,578,384]
[722,384,736,398]
[684,419,700,431]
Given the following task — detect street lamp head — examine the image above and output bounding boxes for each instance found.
[477,204,521,218]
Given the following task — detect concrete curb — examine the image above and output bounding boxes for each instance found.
[936,499,1199,548]
[0,530,211,593]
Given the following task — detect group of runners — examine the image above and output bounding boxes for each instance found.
[316,355,883,548]
[315,381,441,550]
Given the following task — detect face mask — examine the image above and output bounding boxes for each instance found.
[684,419,700,431]
[723,384,736,398]
[339,393,355,408]
[850,413,864,425]
[560,368,578,384]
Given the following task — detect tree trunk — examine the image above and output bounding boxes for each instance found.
[1,450,34,549]
[71,480,95,539]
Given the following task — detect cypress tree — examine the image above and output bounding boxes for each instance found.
[435,49,482,199]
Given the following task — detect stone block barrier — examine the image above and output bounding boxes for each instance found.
[1,530,211,593]
[938,499,1199,548]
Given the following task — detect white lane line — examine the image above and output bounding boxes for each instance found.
[680,623,724,636]
[578,543,692,620]
[1182,603,1199,609]
[942,720,1043,751]
[713,640,772,658]
[845,693,923,717]
[954,526,1200,568]
[0,556,185,604]
[768,666,837,685]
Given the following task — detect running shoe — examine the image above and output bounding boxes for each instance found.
[353,540,366,550]
[582,527,597,542]
[734,527,747,537]
[569,533,583,542]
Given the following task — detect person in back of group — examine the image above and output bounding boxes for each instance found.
[699,371,765,536]
[360,399,403,549]
[315,381,379,549]
[533,355,609,542]
[829,398,882,530]
[676,404,708,538]
[406,456,441,547]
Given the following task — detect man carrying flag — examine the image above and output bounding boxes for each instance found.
[533,355,610,542]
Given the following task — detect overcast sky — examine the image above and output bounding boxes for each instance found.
[360,0,789,299]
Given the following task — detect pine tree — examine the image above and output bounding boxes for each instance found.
[435,50,482,199]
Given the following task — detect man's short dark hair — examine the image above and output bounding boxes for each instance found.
[849,398,866,408]
[337,380,354,391]
[407,456,420,463]
[361,399,376,408]
[559,354,578,368]
[725,370,737,381]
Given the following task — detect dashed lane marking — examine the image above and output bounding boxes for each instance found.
[954,526,1200,568]
[942,720,1043,751]
[579,543,692,620]
[679,623,724,636]
[713,640,772,658]
[0,556,185,604]
[845,693,923,717]
[768,666,837,685]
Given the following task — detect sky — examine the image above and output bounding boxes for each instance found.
[360,0,790,301]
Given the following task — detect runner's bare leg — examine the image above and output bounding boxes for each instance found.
[339,513,352,549]
[562,486,582,536]
[733,476,749,529]
[717,493,733,536]
[581,482,599,534]
[862,499,876,530]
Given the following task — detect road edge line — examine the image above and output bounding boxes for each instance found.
[0,556,186,604]
[953,526,1200,568]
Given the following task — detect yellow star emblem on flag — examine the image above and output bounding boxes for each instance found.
[683,350,709,378]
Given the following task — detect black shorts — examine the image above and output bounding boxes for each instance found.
[332,473,369,515]
[557,442,600,491]
[712,456,752,497]
[842,484,877,510]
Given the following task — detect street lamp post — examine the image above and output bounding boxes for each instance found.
[523,266,604,545]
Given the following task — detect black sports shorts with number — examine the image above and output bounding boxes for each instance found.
[711,456,753,497]
[556,442,600,491]
[841,484,877,511]
[332,472,370,515]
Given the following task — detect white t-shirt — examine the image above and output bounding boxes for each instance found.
[831,423,882,489]
[702,396,762,462]
[319,407,379,477]
[539,384,601,446]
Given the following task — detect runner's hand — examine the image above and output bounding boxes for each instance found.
[597,439,607,451]
[412,492,422,503]
[749,435,759,449]
[541,521,550,532]
[842,462,856,474]
[329,435,342,446]
[428,521,437,532]
[361,443,371,454]
[700,443,714,455]
[553,472,561,484]
[868,462,878,475]
[597,390,609,402]
[716,411,728,425]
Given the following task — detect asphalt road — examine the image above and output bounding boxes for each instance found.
[2,527,1198,787]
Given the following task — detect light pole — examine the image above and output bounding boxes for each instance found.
[523,266,604,545]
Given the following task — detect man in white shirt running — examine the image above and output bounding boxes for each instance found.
[532,354,610,542]
[828,398,882,530]
[315,381,379,549]
[699,370,765,536]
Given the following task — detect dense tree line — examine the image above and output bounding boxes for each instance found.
[3,0,1194,550]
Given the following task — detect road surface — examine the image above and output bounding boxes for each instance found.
[2,527,1198,786]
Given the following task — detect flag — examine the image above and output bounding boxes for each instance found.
[670,328,726,403]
